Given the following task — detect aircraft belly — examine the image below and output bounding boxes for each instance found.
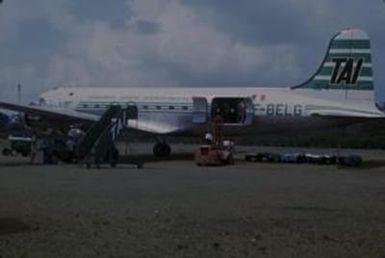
[174,116,350,137]
[79,108,360,137]
[249,116,342,134]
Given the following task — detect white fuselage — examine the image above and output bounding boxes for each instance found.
[38,87,384,136]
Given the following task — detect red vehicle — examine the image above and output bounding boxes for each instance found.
[194,144,234,166]
[194,113,234,166]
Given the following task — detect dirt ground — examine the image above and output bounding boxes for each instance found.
[1,146,385,257]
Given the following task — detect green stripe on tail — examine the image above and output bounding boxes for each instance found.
[293,29,373,91]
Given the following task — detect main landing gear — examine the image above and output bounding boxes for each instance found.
[153,141,171,158]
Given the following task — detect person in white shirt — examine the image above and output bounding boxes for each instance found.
[204,132,213,144]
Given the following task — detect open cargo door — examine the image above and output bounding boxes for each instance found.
[211,97,254,125]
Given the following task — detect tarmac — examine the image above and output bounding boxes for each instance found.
[1,144,385,257]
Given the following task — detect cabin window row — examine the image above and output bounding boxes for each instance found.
[80,104,189,111]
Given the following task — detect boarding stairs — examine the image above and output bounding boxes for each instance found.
[77,105,142,168]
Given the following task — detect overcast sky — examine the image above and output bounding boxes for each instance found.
[0,0,384,102]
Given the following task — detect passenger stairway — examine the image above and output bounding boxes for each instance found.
[77,105,142,168]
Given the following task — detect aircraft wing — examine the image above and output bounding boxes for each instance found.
[0,101,99,123]
[0,101,181,134]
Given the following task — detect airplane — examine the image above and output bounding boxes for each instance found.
[0,28,383,157]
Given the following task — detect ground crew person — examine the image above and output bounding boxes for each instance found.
[204,132,213,144]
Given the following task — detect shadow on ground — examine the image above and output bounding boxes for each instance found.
[120,153,193,163]
[0,218,31,235]
[340,160,385,170]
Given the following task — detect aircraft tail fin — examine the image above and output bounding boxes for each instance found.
[292,29,373,92]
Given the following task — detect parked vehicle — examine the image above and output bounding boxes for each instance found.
[245,152,281,162]
[338,155,363,167]
[265,152,281,162]
[2,129,33,157]
[245,151,361,167]
[305,154,337,165]
[195,145,234,166]
[281,153,306,163]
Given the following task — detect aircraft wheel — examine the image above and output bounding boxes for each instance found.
[51,151,60,164]
[110,149,119,167]
[162,144,171,157]
[2,148,11,156]
[227,154,234,165]
[153,143,171,157]
[153,143,162,157]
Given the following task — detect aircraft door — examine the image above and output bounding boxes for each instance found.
[192,97,208,124]
[210,97,254,125]
[126,102,138,128]
[243,98,254,125]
